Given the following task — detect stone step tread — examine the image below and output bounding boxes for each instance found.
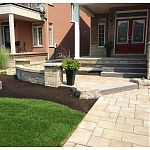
[102,67,147,70]
[79,67,102,72]
[101,72,146,75]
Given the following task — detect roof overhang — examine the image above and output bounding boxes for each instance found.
[0,3,44,21]
[79,3,146,16]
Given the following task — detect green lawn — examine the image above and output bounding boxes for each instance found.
[0,98,84,147]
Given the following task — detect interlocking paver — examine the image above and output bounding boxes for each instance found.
[102,129,123,141]
[88,110,110,117]
[68,128,92,145]
[78,120,97,131]
[75,144,86,147]
[136,105,150,113]
[64,86,150,147]
[135,112,150,120]
[101,116,116,122]
[134,126,149,136]
[120,107,135,113]
[144,120,150,127]
[122,132,149,146]
[109,139,132,147]
[87,136,110,147]
[125,118,143,126]
[106,105,120,113]
[63,142,75,147]
[97,120,115,129]
[117,116,126,124]
[115,123,133,132]
[110,112,118,119]
[92,104,107,111]
[119,111,134,118]
[93,127,104,137]
[83,114,100,123]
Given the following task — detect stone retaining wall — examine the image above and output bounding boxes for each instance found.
[16,66,45,85]
[16,62,63,87]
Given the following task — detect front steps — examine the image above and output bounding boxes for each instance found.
[77,56,147,78]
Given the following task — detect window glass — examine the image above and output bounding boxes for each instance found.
[33,26,42,46]
[49,26,53,46]
[132,19,145,43]
[98,24,105,46]
[117,20,128,44]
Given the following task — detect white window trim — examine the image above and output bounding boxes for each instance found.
[32,25,43,47]
[71,3,75,22]
[49,25,53,47]
[98,22,106,47]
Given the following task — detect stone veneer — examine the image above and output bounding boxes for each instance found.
[16,62,63,88]
[44,63,63,87]
[16,66,45,85]
[147,42,150,80]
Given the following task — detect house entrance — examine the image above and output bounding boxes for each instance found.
[115,10,148,54]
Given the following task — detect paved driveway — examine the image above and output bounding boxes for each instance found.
[64,87,150,147]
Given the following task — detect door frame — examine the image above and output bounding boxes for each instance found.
[114,9,149,55]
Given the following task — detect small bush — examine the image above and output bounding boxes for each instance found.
[62,58,80,70]
[0,48,10,70]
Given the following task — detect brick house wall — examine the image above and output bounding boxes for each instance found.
[48,3,91,57]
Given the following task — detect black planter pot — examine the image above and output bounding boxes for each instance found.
[66,70,76,86]
[106,49,111,57]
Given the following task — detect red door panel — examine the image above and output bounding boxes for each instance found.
[115,18,146,54]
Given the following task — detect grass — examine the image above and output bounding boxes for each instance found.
[0,98,84,147]
[0,48,10,70]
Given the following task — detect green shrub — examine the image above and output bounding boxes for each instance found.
[62,58,80,70]
[0,48,10,70]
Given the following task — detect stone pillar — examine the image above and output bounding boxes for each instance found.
[74,3,80,59]
[44,63,63,87]
[9,14,16,54]
[147,42,150,80]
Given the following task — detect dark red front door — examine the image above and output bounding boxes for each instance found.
[115,18,146,54]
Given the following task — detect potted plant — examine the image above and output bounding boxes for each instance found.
[62,58,80,86]
[104,41,113,57]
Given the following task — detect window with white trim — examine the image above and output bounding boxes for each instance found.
[98,23,105,47]
[49,25,53,46]
[33,26,43,46]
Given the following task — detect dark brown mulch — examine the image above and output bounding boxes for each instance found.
[0,75,97,113]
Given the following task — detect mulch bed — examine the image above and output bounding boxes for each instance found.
[0,75,97,113]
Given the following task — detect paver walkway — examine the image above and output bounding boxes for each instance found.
[64,87,150,147]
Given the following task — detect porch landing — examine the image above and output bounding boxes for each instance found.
[63,75,138,99]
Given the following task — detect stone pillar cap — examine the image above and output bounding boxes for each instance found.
[44,62,62,67]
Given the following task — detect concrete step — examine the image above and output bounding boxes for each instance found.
[102,67,147,73]
[101,72,147,78]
